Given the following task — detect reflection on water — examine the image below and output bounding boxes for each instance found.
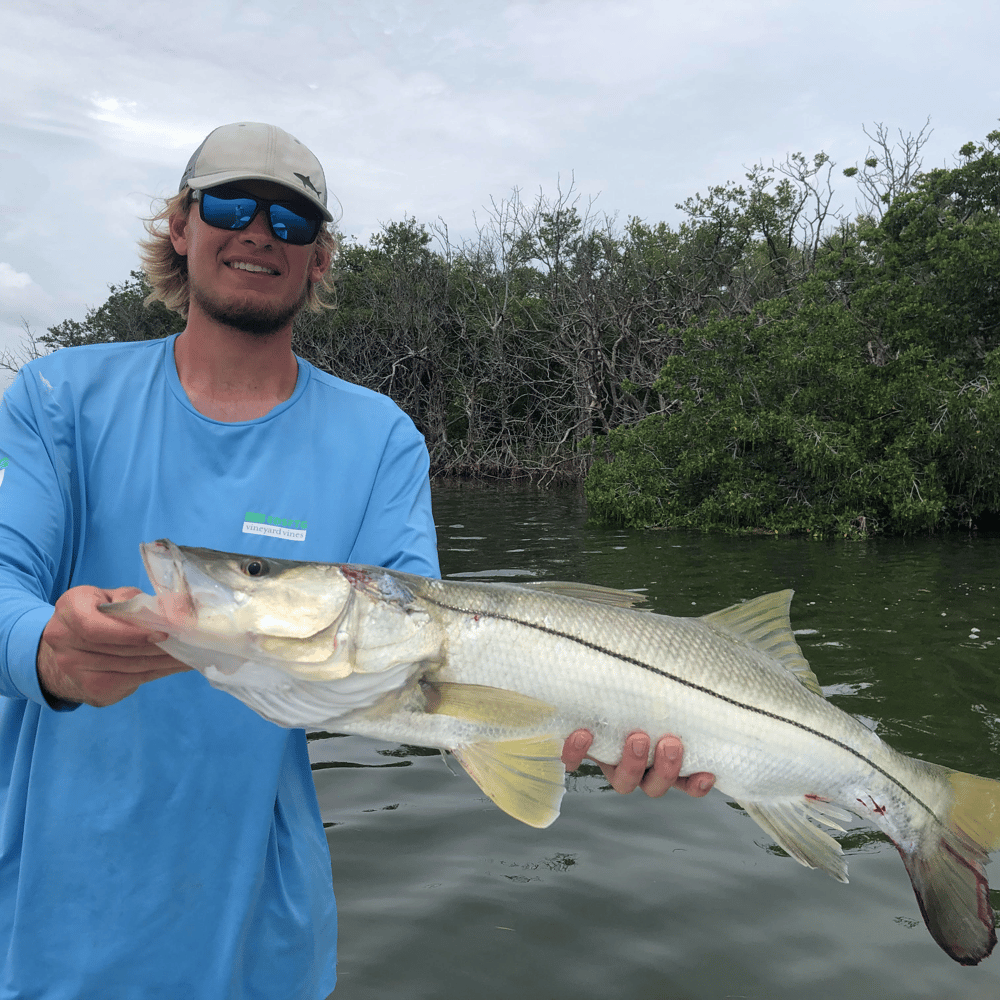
[311,482,1000,999]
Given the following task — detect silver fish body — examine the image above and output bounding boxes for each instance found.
[102,539,1000,965]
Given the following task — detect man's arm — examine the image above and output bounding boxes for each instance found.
[0,367,187,708]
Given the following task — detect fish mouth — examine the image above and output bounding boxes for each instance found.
[142,538,253,634]
[140,539,197,626]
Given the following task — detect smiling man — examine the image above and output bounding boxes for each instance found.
[0,122,712,999]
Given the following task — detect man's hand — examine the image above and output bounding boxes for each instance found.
[37,586,190,708]
[561,729,715,798]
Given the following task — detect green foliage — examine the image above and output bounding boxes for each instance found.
[586,130,1000,535]
[843,133,1000,370]
[34,126,1000,533]
[43,271,183,350]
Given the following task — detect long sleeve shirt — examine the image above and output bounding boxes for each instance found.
[0,335,439,999]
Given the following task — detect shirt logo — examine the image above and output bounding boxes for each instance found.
[0,457,8,489]
[242,510,307,542]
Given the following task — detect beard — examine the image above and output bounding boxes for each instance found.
[190,280,309,337]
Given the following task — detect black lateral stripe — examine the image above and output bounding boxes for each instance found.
[427,595,939,823]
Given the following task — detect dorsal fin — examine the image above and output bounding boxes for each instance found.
[701,590,824,697]
[525,581,648,609]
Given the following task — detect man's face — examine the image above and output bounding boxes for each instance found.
[170,180,330,337]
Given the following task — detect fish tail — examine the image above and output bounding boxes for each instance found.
[899,769,1000,965]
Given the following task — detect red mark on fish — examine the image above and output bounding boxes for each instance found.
[341,567,374,590]
[856,795,887,816]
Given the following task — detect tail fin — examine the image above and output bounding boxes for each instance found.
[900,770,1000,965]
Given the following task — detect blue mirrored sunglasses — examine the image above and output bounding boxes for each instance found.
[193,186,323,245]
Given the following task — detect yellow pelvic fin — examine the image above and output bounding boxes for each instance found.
[701,590,823,697]
[426,681,558,728]
[451,736,567,828]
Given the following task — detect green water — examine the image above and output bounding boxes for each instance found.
[311,483,1000,999]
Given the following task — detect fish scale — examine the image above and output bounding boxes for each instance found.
[424,579,882,792]
[101,539,1000,967]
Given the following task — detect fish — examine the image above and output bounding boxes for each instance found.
[101,538,1000,966]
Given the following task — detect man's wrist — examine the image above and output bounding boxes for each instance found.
[36,639,82,712]
[39,681,82,712]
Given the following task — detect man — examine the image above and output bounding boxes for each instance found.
[0,122,712,998]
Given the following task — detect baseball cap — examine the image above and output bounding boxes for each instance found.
[179,122,340,223]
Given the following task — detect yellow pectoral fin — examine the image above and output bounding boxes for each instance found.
[427,681,558,728]
[452,736,567,829]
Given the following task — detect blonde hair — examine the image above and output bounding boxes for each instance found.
[139,189,338,317]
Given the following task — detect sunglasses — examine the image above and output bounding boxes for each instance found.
[192,186,323,246]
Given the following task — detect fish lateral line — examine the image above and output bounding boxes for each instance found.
[421,593,940,825]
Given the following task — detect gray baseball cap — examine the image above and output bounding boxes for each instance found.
[179,122,340,223]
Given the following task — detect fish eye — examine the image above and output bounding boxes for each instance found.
[242,558,269,578]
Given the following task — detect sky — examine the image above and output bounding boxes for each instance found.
[1,0,998,387]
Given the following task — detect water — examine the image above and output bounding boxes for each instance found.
[310,482,1000,999]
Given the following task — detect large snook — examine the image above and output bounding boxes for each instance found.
[102,539,1000,965]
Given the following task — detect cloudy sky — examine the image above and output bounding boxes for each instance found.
[1,0,998,386]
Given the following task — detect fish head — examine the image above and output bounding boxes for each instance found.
[129,540,443,686]
[141,539,352,642]
[102,540,445,727]
[136,538,357,675]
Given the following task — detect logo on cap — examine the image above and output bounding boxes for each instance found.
[294,173,322,197]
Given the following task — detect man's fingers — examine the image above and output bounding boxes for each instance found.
[640,736,716,798]
[70,649,185,672]
[66,661,192,708]
[637,734,683,797]
[66,638,171,659]
[563,730,656,794]
[561,729,593,771]
[55,588,166,648]
[38,584,191,708]
[673,772,716,798]
[600,732,651,794]
[564,730,719,800]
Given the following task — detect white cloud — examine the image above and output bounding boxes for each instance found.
[0,263,32,292]
[0,263,54,330]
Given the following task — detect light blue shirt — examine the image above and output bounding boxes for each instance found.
[0,334,439,999]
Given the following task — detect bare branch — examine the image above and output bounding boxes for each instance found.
[843,118,934,220]
[0,321,50,377]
